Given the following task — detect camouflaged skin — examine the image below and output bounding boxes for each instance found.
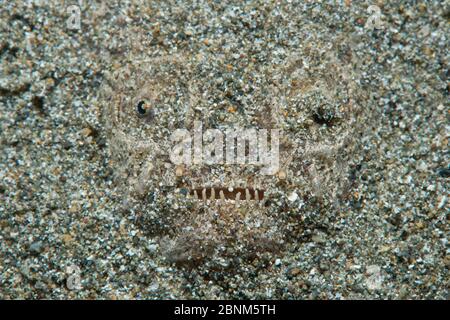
[100,29,370,268]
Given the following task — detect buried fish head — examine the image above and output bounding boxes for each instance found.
[101,36,371,269]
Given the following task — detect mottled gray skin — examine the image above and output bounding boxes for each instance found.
[101,28,370,269]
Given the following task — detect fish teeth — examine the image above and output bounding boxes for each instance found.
[202,188,207,201]
[175,165,183,177]
[246,188,251,201]
[189,187,264,202]
[254,178,260,189]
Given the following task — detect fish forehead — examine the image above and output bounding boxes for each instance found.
[103,39,362,178]
[106,43,357,127]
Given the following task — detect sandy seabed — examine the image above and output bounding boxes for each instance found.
[0,1,448,299]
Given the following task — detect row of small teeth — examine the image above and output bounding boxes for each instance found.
[189,187,264,201]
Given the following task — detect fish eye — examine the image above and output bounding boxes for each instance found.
[312,104,337,127]
[136,100,147,117]
[136,99,156,121]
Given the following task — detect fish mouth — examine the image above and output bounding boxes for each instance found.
[189,187,265,201]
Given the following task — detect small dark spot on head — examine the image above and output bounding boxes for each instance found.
[62,141,73,150]
[8,46,19,58]
[86,125,99,138]
[32,96,45,114]
[96,137,106,148]
[0,42,9,56]
[437,167,450,178]
[312,105,337,126]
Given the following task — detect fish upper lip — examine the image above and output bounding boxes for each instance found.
[189,187,265,201]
